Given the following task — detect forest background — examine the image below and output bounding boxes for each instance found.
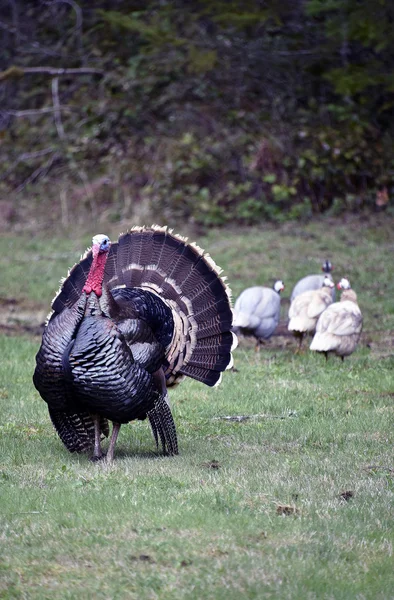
[0,0,393,230]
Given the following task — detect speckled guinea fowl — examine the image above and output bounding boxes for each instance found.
[288,275,335,351]
[290,260,334,302]
[33,227,237,462]
[232,280,284,349]
[310,278,363,360]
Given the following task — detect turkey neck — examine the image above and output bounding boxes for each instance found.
[98,284,120,318]
[81,246,118,316]
[82,251,108,296]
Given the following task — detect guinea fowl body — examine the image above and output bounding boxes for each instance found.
[33,227,236,461]
[288,277,335,350]
[290,260,335,303]
[232,281,284,345]
[310,281,362,359]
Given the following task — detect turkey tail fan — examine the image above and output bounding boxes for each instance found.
[51,253,93,315]
[105,226,237,387]
[49,226,236,387]
[48,409,109,453]
[147,394,178,455]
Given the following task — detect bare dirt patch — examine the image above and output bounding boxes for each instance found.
[0,298,46,337]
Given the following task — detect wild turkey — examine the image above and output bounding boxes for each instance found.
[232,280,284,350]
[310,278,363,360]
[290,260,335,302]
[33,227,237,462]
[288,275,335,351]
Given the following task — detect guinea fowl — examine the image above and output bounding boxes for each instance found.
[33,227,237,462]
[288,275,335,351]
[290,260,334,302]
[310,278,363,360]
[232,280,284,349]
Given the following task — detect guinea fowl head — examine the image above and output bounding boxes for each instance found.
[337,277,351,291]
[322,276,335,289]
[274,280,285,293]
[322,260,333,273]
[82,234,112,296]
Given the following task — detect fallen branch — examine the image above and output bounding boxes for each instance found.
[44,0,83,54]
[52,77,65,138]
[4,107,74,117]
[0,147,55,181]
[214,411,298,422]
[364,465,394,474]
[0,65,104,81]
[15,152,60,193]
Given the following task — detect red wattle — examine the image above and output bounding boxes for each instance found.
[82,248,108,296]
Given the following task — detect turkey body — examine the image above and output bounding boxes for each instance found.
[288,277,335,349]
[310,288,362,359]
[232,281,283,346]
[290,261,334,302]
[33,227,236,461]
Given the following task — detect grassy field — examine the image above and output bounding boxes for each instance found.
[0,215,393,599]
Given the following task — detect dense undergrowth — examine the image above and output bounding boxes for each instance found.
[1,1,394,229]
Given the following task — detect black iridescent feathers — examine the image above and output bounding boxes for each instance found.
[33,226,236,458]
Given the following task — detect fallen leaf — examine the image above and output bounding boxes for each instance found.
[201,460,221,469]
[276,504,299,516]
[339,490,354,502]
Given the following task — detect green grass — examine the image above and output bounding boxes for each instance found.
[1,215,394,598]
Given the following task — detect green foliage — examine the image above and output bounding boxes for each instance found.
[306,0,394,113]
[2,1,394,227]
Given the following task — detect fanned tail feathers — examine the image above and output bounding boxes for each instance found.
[51,226,236,388]
[108,226,237,387]
[51,254,93,316]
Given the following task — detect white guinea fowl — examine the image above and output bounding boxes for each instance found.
[288,275,335,351]
[232,280,284,349]
[290,260,335,302]
[310,278,363,360]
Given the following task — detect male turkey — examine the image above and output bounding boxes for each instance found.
[310,278,363,360]
[290,260,335,302]
[288,275,335,351]
[33,227,237,462]
[232,280,284,350]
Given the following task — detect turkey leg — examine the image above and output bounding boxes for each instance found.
[153,368,169,400]
[91,414,104,461]
[106,422,121,463]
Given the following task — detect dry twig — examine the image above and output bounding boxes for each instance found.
[0,66,104,81]
[15,152,59,193]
